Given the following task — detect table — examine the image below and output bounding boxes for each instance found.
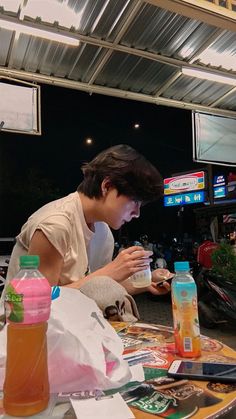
[114,321,236,419]
[1,322,236,418]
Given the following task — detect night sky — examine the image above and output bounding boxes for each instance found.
[0,84,211,241]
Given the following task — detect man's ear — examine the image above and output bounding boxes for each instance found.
[101,177,112,196]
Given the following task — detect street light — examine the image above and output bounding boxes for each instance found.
[85,137,93,145]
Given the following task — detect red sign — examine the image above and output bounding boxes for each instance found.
[164,171,205,195]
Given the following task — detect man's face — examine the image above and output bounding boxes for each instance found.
[103,188,141,230]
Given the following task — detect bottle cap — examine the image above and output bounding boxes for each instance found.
[19,255,40,268]
[174,261,190,271]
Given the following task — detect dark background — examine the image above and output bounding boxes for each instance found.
[0,83,223,241]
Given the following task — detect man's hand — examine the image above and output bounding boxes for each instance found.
[91,245,153,282]
[146,268,175,296]
[122,267,174,296]
[146,281,171,296]
[151,268,174,283]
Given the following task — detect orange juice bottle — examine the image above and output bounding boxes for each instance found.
[3,255,51,416]
[171,261,201,358]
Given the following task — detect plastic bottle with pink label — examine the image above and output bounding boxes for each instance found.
[3,255,51,417]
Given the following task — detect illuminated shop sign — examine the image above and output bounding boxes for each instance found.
[213,175,226,187]
[164,171,205,195]
[213,173,236,202]
[164,191,205,207]
[214,186,226,199]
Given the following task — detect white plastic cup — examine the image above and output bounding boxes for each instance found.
[129,266,152,288]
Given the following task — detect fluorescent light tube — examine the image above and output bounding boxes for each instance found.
[0,17,79,46]
[182,67,236,86]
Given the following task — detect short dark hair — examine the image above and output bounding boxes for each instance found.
[78,144,163,204]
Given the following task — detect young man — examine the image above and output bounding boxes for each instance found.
[6,145,172,319]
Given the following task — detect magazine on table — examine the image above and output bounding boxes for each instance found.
[118,322,174,352]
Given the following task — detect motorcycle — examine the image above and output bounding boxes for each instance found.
[196,269,236,328]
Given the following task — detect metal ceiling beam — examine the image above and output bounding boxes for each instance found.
[0,13,80,44]
[0,66,236,118]
[146,0,236,32]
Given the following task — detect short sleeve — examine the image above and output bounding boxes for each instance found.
[37,214,72,257]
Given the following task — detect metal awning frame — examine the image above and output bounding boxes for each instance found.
[0,0,236,118]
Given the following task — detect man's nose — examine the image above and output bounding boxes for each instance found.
[132,204,140,219]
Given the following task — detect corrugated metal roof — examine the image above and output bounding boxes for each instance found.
[0,0,236,117]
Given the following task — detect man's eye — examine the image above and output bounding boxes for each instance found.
[133,199,141,205]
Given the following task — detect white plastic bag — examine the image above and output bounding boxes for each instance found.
[0,288,131,392]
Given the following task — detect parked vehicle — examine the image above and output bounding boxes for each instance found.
[197,269,236,328]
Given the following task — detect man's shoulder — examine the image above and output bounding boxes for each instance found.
[29,193,78,219]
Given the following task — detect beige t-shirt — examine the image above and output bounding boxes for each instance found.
[6,192,114,285]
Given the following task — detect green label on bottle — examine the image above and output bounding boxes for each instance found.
[5,283,24,322]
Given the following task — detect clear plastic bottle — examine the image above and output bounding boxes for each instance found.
[129,265,152,288]
[129,249,152,288]
[3,255,51,417]
[171,261,201,358]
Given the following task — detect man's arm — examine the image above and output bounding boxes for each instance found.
[28,230,64,286]
[28,233,162,292]
[120,278,149,295]
[27,230,131,287]
[28,230,97,288]
[122,277,171,296]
